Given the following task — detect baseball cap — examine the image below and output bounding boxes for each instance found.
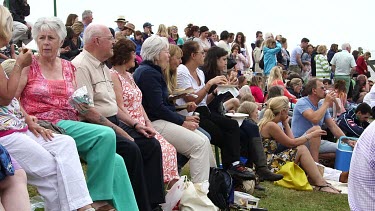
[143,22,153,28]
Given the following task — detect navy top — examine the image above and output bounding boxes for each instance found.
[133,60,185,125]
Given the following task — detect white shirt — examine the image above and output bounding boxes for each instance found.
[330,50,356,75]
[176,64,208,107]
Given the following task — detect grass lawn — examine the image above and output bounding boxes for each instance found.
[254,182,349,211]
[28,163,349,211]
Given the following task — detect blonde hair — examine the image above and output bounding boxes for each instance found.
[164,44,183,93]
[258,96,289,130]
[240,93,255,103]
[290,78,302,87]
[264,38,276,48]
[267,66,283,88]
[156,24,169,38]
[238,102,258,121]
[0,5,13,42]
[317,45,327,54]
[71,21,84,35]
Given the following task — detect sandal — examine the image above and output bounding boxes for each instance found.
[314,183,341,194]
[95,204,116,211]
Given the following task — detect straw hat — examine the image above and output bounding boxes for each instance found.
[123,23,135,31]
[114,15,127,23]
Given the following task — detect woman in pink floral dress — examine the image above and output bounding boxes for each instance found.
[110,39,179,183]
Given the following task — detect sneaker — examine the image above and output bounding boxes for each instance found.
[256,168,283,182]
[227,163,256,180]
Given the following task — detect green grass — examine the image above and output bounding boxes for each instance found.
[181,163,349,211]
[253,182,349,211]
[28,163,349,211]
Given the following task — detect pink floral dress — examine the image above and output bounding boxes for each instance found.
[111,70,179,182]
[21,56,78,124]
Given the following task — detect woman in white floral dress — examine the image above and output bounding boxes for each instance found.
[110,39,179,183]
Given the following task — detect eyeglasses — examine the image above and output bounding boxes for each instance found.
[172,27,178,31]
[96,36,115,41]
[195,51,205,55]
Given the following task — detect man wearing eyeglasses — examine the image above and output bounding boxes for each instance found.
[291,78,355,162]
[72,24,165,211]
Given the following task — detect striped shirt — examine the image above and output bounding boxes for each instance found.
[315,54,331,79]
[348,122,375,210]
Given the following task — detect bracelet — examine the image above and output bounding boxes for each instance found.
[133,122,139,129]
[14,64,22,70]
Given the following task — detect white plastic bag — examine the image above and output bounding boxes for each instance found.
[161,176,187,211]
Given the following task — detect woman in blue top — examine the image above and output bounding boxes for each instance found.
[263,38,281,76]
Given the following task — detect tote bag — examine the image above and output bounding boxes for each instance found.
[274,162,312,191]
[179,178,217,211]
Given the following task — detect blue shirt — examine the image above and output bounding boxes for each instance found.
[263,42,281,75]
[291,96,331,137]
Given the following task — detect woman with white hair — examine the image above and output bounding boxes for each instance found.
[16,17,136,211]
[0,9,95,211]
[133,36,216,187]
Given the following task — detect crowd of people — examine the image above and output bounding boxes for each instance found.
[0,1,375,210]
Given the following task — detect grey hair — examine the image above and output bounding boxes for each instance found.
[141,35,169,62]
[82,10,92,19]
[32,17,67,43]
[341,43,351,50]
[83,24,105,44]
[0,5,13,42]
[264,32,274,40]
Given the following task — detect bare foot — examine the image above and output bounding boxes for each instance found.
[339,171,349,183]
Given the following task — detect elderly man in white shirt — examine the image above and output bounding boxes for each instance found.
[331,43,357,94]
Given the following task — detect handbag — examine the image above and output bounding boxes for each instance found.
[274,162,312,191]
[0,144,14,181]
[179,177,217,211]
[161,175,187,211]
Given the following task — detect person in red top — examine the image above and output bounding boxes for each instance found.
[250,75,265,103]
[268,66,297,103]
[356,52,371,76]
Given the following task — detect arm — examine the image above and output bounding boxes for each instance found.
[263,42,282,54]
[0,49,32,106]
[265,122,315,148]
[282,117,294,138]
[301,96,334,125]
[325,117,355,147]
[137,69,185,125]
[10,44,16,59]
[110,73,155,138]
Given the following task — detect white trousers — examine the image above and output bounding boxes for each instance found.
[12,21,32,45]
[0,131,92,211]
[152,120,216,183]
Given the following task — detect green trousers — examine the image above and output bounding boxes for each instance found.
[57,120,138,211]
[334,75,351,94]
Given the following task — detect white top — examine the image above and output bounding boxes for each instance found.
[330,50,356,75]
[363,84,375,107]
[176,64,208,107]
[217,40,230,55]
[290,45,303,65]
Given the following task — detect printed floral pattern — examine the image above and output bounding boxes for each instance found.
[20,56,78,124]
[0,98,27,131]
[111,69,179,182]
[262,138,298,173]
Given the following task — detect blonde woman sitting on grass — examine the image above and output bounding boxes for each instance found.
[258,96,341,193]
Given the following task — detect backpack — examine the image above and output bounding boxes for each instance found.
[259,51,264,69]
[207,167,233,209]
[0,144,14,181]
